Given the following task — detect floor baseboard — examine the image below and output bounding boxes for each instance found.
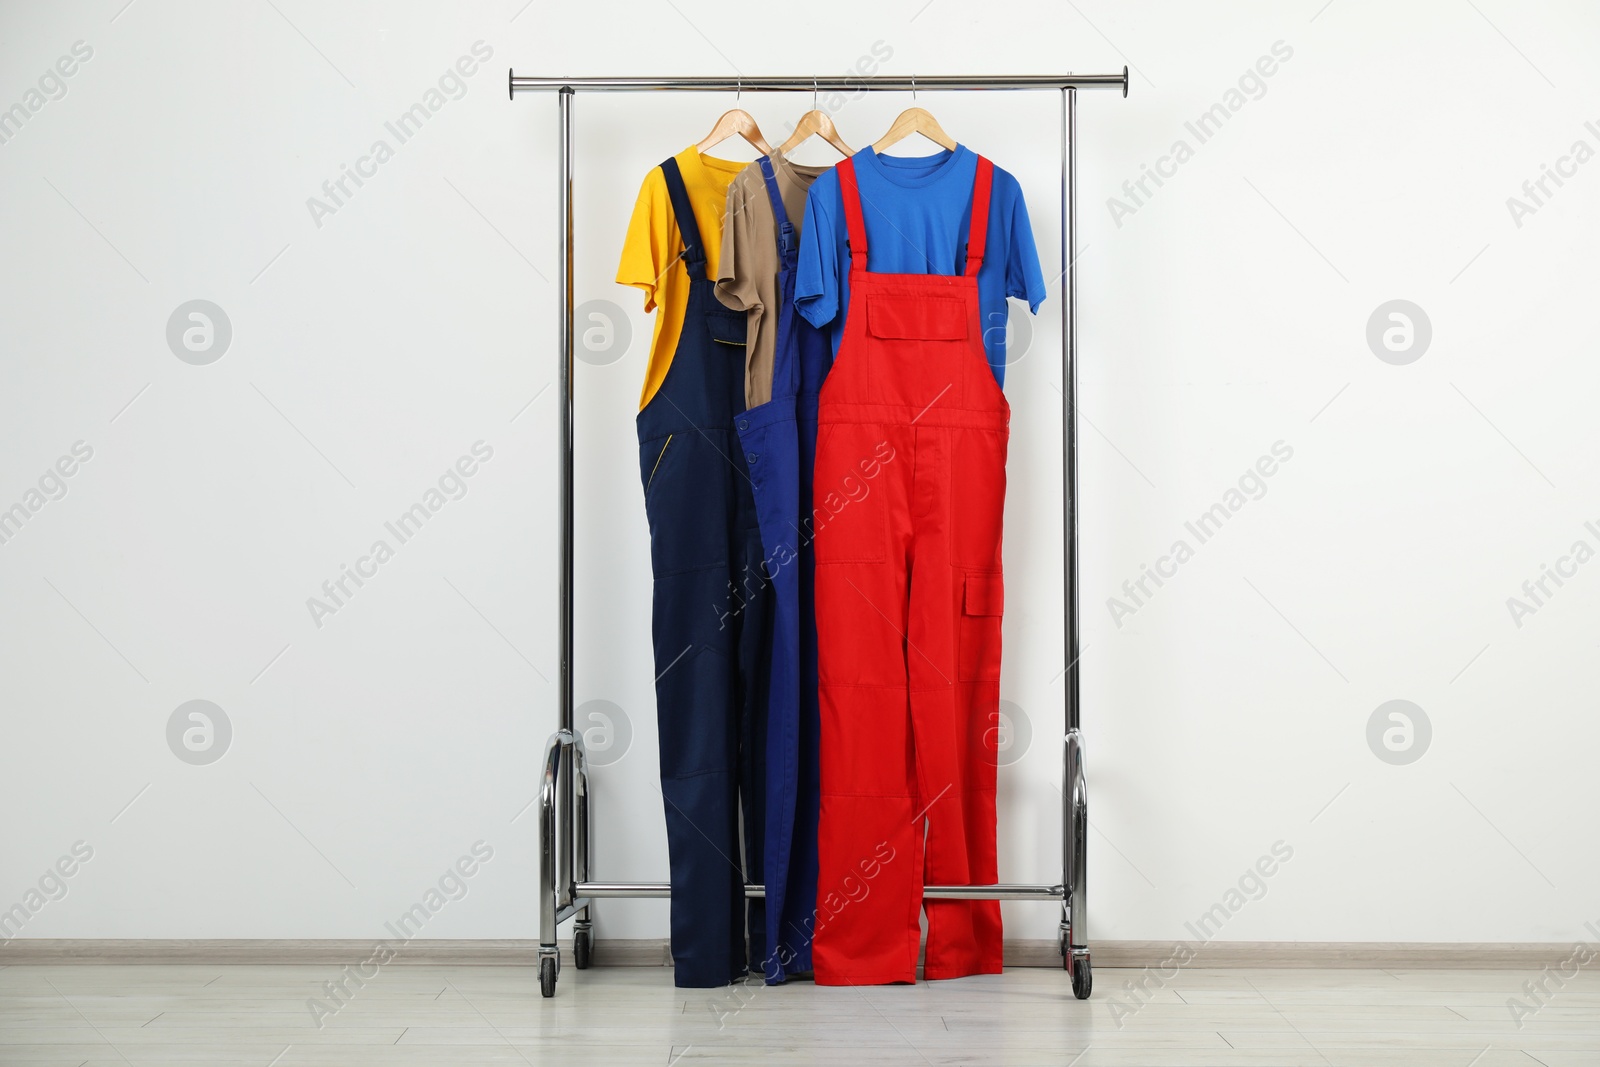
[0,939,661,967]
[1007,939,1571,969]
[0,938,1570,969]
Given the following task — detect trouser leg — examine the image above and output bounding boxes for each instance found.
[917,424,1005,980]
[812,420,919,985]
[647,430,764,988]
[734,517,772,975]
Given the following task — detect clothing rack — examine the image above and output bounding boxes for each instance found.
[511,68,1130,999]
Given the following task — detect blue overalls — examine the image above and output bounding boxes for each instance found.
[735,157,833,984]
[637,156,771,988]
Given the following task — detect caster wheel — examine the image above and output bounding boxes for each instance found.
[574,929,592,970]
[540,956,557,998]
[1059,931,1070,970]
[1071,954,1092,1000]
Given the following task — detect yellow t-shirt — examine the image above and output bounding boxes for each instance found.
[616,147,748,411]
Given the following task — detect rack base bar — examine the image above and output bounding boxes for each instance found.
[554,900,592,925]
[576,882,1065,901]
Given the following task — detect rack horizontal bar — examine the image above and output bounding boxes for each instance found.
[510,71,1129,97]
[576,881,1065,901]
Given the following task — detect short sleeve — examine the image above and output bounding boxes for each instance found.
[715,172,756,311]
[1004,180,1047,314]
[796,172,840,329]
[616,168,671,312]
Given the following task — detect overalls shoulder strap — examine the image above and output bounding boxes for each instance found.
[756,156,797,265]
[837,156,869,272]
[660,156,707,280]
[963,155,995,278]
[840,153,993,277]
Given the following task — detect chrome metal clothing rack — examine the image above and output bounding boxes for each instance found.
[511,68,1129,1000]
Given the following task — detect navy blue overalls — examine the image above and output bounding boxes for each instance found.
[637,156,771,988]
[735,157,833,984]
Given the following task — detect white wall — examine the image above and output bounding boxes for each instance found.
[2,0,1596,949]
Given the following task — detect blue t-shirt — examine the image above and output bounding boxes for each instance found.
[795,145,1047,387]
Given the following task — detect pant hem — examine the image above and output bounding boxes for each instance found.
[813,972,916,986]
[922,963,1005,981]
[672,968,751,989]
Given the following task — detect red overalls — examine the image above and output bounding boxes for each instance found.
[811,155,1007,984]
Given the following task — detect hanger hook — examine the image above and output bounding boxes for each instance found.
[736,76,741,103]
[912,75,917,102]
[813,76,818,112]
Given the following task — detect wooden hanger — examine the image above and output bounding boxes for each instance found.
[872,106,956,153]
[778,82,853,157]
[695,82,773,155]
[871,79,956,153]
[777,109,853,157]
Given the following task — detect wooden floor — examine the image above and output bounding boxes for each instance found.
[2,960,1597,1066]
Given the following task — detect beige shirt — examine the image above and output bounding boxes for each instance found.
[716,149,828,409]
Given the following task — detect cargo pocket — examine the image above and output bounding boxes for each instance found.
[641,434,674,500]
[638,432,731,575]
[958,571,1004,682]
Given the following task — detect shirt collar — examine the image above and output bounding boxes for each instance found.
[856,143,972,189]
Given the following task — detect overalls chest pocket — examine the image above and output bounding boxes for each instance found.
[861,293,976,409]
[865,295,969,341]
[705,306,747,350]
